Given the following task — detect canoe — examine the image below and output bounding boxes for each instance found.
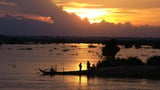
[39,66,160,79]
[39,68,90,76]
[39,68,56,75]
[39,66,160,78]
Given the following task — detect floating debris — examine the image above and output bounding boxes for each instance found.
[88,50,94,53]
[124,44,133,48]
[49,49,53,52]
[8,64,16,68]
[71,45,77,48]
[71,53,78,56]
[135,44,141,49]
[18,48,33,50]
[117,54,122,56]
[53,48,57,50]
[141,54,147,56]
[88,45,97,48]
[62,49,70,52]
[57,53,64,55]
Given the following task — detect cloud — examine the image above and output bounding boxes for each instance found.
[0,0,55,24]
[11,14,54,24]
[0,1,17,6]
[0,0,160,37]
[58,2,104,8]
[1,14,160,37]
[65,0,160,9]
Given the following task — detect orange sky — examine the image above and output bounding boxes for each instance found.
[53,0,160,26]
[1,0,160,37]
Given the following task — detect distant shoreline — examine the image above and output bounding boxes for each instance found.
[0,35,160,46]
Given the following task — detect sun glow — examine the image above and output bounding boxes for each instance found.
[63,7,111,23]
[54,2,111,23]
[53,1,160,26]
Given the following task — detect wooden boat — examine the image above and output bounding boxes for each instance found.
[39,68,90,76]
[39,68,56,75]
[39,66,160,78]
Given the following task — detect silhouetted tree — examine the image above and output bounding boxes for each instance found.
[147,56,160,65]
[124,57,145,66]
[102,39,120,60]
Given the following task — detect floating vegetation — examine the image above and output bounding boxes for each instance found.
[152,51,156,53]
[97,57,145,68]
[8,64,16,68]
[152,44,160,49]
[62,49,70,52]
[142,45,152,49]
[124,44,133,48]
[124,57,145,65]
[88,50,94,53]
[71,45,77,48]
[18,48,33,50]
[49,49,53,52]
[88,45,97,48]
[53,48,57,50]
[71,53,78,56]
[141,54,147,56]
[8,48,12,50]
[134,44,141,49]
[147,56,160,65]
[117,54,122,56]
[57,53,64,55]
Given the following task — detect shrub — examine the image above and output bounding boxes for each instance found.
[96,57,144,69]
[124,57,145,65]
[147,56,160,65]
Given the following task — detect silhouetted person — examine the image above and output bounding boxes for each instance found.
[50,67,54,72]
[13,64,16,68]
[79,62,82,72]
[92,64,95,70]
[87,61,91,71]
[91,64,96,73]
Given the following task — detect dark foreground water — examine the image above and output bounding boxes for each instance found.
[1,73,160,90]
[0,44,160,90]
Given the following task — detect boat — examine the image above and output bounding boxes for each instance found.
[39,68,56,75]
[39,66,160,78]
[39,68,91,76]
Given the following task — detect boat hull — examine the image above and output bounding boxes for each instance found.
[39,68,90,76]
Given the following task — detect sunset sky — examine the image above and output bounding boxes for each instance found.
[0,0,160,37]
[53,0,160,26]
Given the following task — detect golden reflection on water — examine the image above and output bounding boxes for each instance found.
[33,43,102,72]
[64,75,88,85]
[79,43,89,48]
[78,75,88,85]
[70,43,101,71]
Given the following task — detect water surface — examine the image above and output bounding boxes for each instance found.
[0,43,160,90]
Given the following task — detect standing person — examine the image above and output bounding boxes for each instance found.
[79,62,82,72]
[87,61,91,71]
[50,66,55,73]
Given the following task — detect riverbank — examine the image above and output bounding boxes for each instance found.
[95,66,160,78]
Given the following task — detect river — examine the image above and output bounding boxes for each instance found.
[0,43,160,90]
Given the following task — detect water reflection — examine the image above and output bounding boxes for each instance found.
[79,75,87,85]
[64,43,101,71]
[57,75,160,90]
[1,43,160,73]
